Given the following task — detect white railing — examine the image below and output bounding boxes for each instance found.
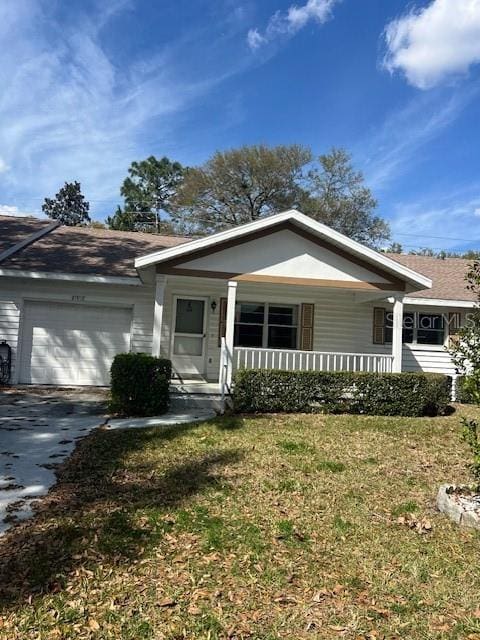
[233,347,394,374]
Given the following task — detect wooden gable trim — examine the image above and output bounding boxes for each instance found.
[156,220,405,290]
[156,223,288,270]
[284,222,404,288]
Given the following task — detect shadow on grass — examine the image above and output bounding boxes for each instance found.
[0,420,243,605]
[215,415,247,431]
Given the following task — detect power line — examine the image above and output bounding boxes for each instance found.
[5,203,480,246]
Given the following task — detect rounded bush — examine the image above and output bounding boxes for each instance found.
[110,353,172,417]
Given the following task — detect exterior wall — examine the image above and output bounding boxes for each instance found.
[179,229,392,283]
[161,276,463,381]
[160,276,224,380]
[372,302,465,377]
[161,276,389,381]
[0,271,464,385]
[0,276,155,383]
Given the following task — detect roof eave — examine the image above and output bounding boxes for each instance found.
[135,210,432,291]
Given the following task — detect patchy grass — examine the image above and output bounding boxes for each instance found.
[1,407,480,639]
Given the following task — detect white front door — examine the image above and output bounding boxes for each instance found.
[171,296,207,378]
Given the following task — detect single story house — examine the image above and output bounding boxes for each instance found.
[0,210,475,393]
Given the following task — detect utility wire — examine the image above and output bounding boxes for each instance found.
[5,204,480,247]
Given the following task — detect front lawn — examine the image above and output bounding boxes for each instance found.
[1,409,480,639]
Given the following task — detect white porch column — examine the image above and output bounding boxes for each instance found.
[392,296,404,373]
[225,280,238,386]
[152,274,167,357]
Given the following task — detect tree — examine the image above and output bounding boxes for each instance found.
[107,156,184,233]
[450,261,480,402]
[300,148,390,248]
[42,181,90,226]
[385,242,403,254]
[408,247,436,256]
[106,206,137,232]
[171,144,312,234]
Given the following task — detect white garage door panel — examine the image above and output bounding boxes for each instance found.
[20,302,132,385]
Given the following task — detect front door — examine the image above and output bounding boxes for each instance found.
[171,296,207,378]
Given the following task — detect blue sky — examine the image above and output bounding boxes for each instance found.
[1,0,480,251]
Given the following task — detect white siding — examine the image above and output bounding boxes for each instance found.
[367,302,463,376]
[0,298,21,380]
[179,229,391,283]
[160,276,463,380]
[0,271,464,385]
[402,346,457,375]
[0,276,155,384]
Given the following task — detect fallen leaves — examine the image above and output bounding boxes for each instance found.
[1,411,480,639]
[396,514,433,534]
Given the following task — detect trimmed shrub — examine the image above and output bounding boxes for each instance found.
[110,353,172,417]
[233,369,451,417]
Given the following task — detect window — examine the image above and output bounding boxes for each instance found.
[385,311,414,344]
[234,302,299,349]
[417,314,444,345]
[234,303,264,348]
[384,311,445,346]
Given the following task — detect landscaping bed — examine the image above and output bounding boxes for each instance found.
[1,407,480,639]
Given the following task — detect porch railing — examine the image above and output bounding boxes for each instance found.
[233,347,394,374]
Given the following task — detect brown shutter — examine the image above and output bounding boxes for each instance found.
[448,311,461,347]
[218,297,227,346]
[300,303,314,351]
[373,307,386,345]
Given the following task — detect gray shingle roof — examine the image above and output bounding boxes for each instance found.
[0,216,476,300]
[386,253,475,301]
[0,216,53,256]
[0,216,190,278]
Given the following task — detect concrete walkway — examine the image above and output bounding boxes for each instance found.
[105,408,216,430]
[0,388,217,534]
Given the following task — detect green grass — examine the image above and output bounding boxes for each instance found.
[316,459,346,473]
[1,407,480,639]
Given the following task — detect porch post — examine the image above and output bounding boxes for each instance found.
[392,296,404,373]
[225,280,237,386]
[152,274,167,357]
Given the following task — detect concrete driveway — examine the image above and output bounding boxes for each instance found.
[0,387,107,534]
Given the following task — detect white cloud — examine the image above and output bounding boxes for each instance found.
[361,85,478,190]
[247,29,265,50]
[247,0,338,50]
[0,1,250,219]
[0,157,9,173]
[389,191,480,252]
[0,204,35,217]
[474,207,480,216]
[384,0,480,89]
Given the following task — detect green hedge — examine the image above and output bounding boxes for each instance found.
[110,353,172,417]
[233,369,451,417]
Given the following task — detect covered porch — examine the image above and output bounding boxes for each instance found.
[151,274,403,392]
[134,210,432,392]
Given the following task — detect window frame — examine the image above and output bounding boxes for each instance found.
[234,301,300,350]
[384,310,446,347]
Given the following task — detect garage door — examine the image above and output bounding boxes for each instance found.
[20,301,132,386]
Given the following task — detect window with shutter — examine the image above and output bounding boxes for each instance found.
[300,303,314,351]
[373,307,386,345]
